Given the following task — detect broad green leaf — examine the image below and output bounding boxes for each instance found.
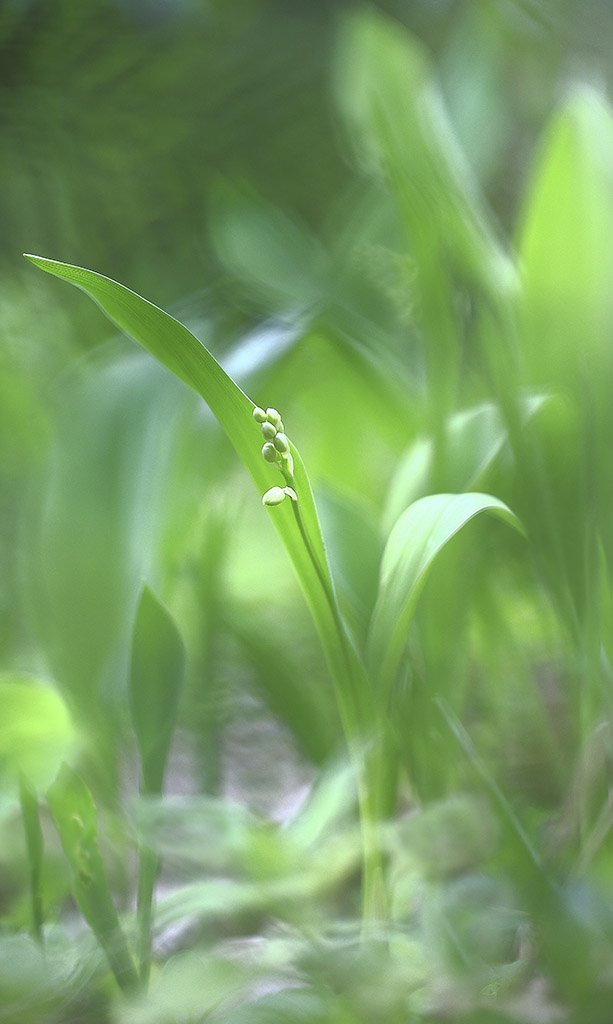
[47,764,138,993]
[129,585,185,795]
[25,256,370,735]
[517,86,613,567]
[368,493,523,695]
[0,673,76,793]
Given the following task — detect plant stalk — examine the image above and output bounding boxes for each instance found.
[136,841,159,987]
[19,775,44,945]
[289,492,387,929]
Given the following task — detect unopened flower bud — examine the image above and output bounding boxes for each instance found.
[266,408,282,428]
[261,421,277,441]
[253,406,267,423]
[262,486,286,506]
[273,432,289,453]
[262,442,278,463]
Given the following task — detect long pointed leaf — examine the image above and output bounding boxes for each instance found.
[368,493,523,696]
[25,256,369,731]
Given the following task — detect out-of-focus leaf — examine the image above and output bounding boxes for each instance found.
[317,487,383,648]
[368,494,523,695]
[384,395,547,530]
[32,349,191,798]
[517,85,613,570]
[134,796,260,870]
[335,8,516,496]
[116,951,251,1024]
[518,85,613,393]
[214,988,330,1024]
[0,933,73,1024]
[231,606,339,765]
[0,673,76,793]
[439,2,508,183]
[47,764,138,994]
[335,8,514,302]
[210,182,330,313]
[129,585,185,795]
[287,759,357,852]
[154,826,362,932]
[401,794,500,880]
[26,256,371,737]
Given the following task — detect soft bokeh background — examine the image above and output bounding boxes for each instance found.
[4,0,611,768]
[5,1,613,1021]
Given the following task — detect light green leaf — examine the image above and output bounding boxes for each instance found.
[517,86,613,564]
[129,585,185,796]
[518,85,613,391]
[368,493,523,695]
[25,256,369,734]
[0,673,76,793]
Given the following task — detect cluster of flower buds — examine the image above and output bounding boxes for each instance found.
[253,405,297,507]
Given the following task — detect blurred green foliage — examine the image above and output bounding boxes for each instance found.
[5,0,613,1021]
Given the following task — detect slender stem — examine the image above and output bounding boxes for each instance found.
[136,839,159,987]
[289,492,387,928]
[289,495,362,731]
[19,775,44,945]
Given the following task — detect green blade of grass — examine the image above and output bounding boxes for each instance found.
[24,255,370,735]
[47,764,138,994]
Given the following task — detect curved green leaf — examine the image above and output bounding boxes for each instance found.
[25,256,369,733]
[368,493,523,695]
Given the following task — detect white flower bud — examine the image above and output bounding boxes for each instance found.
[262,486,287,506]
[262,442,278,463]
[253,407,267,423]
[261,421,277,441]
[265,408,282,428]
